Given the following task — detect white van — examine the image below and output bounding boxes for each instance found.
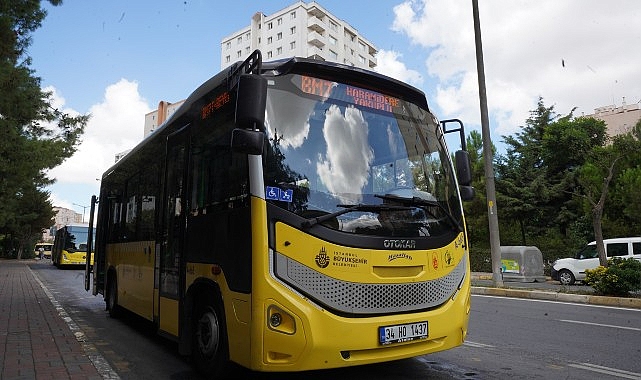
[551,237,641,285]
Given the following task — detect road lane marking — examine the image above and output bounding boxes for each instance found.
[559,319,641,331]
[29,266,121,379]
[463,341,495,348]
[568,362,641,379]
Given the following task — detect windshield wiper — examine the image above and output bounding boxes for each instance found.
[374,193,463,232]
[301,203,412,229]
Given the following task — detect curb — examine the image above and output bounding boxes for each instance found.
[471,286,641,309]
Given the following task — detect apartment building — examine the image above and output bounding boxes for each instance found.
[220,1,377,70]
[142,1,377,143]
[585,97,641,138]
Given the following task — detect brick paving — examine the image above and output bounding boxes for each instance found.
[0,260,103,380]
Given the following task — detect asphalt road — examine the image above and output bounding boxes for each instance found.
[30,261,641,379]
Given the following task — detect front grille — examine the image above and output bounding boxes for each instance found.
[274,252,466,315]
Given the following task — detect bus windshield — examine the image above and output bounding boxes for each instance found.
[263,74,463,238]
[64,226,94,252]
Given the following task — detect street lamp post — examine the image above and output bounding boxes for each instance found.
[472,0,503,287]
[73,203,88,223]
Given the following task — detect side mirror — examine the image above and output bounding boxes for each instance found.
[231,128,264,155]
[235,74,267,130]
[459,185,475,201]
[454,150,472,186]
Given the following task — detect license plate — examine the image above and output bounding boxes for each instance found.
[379,321,428,345]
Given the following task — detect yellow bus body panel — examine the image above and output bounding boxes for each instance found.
[247,197,471,372]
[159,297,179,336]
[106,241,155,321]
[57,250,94,266]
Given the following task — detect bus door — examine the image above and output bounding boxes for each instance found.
[159,126,189,337]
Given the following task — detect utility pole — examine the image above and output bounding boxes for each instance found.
[73,203,88,224]
[472,0,503,287]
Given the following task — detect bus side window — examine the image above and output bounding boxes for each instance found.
[124,174,140,241]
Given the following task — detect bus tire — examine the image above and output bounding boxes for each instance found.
[192,301,229,377]
[107,274,122,318]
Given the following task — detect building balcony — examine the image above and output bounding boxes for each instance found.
[307,16,325,33]
[306,45,325,61]
[308,31,325,48]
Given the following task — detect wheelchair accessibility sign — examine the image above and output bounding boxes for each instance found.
[266,186,293,203]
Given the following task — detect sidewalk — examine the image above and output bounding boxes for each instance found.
[0,259,103,380]
[470,272,641,309]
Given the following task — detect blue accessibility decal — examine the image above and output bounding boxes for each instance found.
[265,186,293,203]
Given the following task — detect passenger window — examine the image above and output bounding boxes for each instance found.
[606,243,628,257]
[633,242,641,255]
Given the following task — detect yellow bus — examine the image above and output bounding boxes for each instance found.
[52,224,95,267]
[34,242,53,259]
[87,51,474,376]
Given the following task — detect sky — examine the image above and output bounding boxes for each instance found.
[29,0,641,218]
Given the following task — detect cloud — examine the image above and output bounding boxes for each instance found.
[391,0,641,136]
[375,49,423,86]
[317,105,373,203]
[47,79,151,190]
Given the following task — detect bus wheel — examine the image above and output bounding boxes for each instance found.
[107,276,122,318]
[193,303,228,376]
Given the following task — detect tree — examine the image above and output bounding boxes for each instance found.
[496,98,561,243]
[0,0,89,257]
[577,120,641,266]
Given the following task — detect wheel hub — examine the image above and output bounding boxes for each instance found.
[197,310,220,357]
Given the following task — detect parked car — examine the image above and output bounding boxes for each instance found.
[551,237,641,285]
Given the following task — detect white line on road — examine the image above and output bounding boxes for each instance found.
[463,340,495,348]
[568,362,641,379]
[559,319,641,331]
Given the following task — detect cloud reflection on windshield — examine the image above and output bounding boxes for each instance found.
[317,105,374,203]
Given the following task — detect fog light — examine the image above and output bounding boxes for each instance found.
[267,305,296,334]
[270,313,282,327]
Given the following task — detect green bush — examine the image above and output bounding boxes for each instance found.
[584,257,641,296]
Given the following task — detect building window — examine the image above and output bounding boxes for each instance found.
[237,50,242,58]
[237,37,242,44]
[268,22,273,30]
[267,51,272,58]
[290,41,296,50]
[245,32,250,40]
[277,32,282,40]
[267,36,272,44]
[329,50,338,60]
[277,17,282,25]
[358,55,366,64]
[226,42,231,50]
[290,11,296,19]
[245,47,250,54]
[359,41,366,52]
[277,47,282,55]
[225,55,230,63]
[329,35,337,45]
[290,26,296,35]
